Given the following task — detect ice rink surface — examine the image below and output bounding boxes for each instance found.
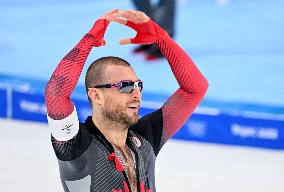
[1,118,283,192]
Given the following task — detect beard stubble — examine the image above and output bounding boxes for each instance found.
[102,99,139,128]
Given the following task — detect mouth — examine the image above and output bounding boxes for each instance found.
[128,106,139,109]
[127,103,140,110]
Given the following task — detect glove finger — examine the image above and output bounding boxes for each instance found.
[119,38,133,45]
[112,18,127,25]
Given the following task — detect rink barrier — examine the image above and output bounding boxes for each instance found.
[0,86,284,150]
[0,87,7,118]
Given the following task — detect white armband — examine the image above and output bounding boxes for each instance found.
[47,106,80,141]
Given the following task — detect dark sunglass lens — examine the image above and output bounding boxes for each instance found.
[120,82,134,93]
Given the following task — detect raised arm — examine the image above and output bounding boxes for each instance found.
[155,25,208,147]
[45,19,113,146]
[45,14,113,120]
[115,10,208,153]
[45,10,125,161]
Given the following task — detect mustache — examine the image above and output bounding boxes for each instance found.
[127,99,141,106]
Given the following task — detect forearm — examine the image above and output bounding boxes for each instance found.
[45,18,109,120]
[155,32,209,145]
[45,33,96,119]
[155,33,208,95]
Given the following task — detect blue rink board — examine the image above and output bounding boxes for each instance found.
[1,74,284,150]
[0,88,7,118]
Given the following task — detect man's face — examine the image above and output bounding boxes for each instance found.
[101,65,142,127]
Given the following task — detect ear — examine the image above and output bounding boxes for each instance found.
[88,88,104,105]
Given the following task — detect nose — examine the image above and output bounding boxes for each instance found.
[131,83,142,99]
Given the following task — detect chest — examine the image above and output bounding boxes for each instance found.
[59,136,156,192]
[114,145,137,192]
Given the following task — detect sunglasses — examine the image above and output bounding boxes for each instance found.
[90,80,143,93]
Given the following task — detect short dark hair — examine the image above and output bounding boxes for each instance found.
[85,56,131,104]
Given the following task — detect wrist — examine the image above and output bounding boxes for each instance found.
[88,19,110,39]
[149,19,169,42]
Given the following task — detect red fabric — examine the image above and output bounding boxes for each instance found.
[140,181,145,192]
[156,30,208,143]
[45,19,109,120]
[123,20,162,44]
[140,180,152,192]
[108,152,124,172]
[123,19,209,144]
[123,181,130,192]
[112,189,122,192]
[111,181,130,192]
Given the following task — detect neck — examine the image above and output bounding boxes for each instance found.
[92,114,128,148]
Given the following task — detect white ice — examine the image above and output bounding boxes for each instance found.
[0,118,283,192]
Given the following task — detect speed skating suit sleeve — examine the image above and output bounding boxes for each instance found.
[130,19,209,155]
[45,19,109,160]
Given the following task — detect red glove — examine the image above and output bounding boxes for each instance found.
[88,9,123,46]
[114,10,167,45]
[88,19,110,47]
[123,19,165,44]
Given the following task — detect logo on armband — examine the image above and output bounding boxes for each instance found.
[61,123,73,134]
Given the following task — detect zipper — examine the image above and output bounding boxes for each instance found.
[125,135,140,192]
[128,132,141,192]
[135,150,141,192]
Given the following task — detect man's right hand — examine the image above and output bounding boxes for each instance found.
[88,9,123,47]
